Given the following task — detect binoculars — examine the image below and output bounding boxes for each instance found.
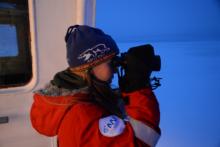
[111,44,161,72]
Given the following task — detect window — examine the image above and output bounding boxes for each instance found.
[0,0,32,88]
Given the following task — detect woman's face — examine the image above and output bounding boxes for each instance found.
[92,60,114,82]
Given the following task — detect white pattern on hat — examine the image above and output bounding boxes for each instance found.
[78,44,110,62]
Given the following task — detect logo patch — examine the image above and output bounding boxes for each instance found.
[99,115,125,137]
[78,44,110,62]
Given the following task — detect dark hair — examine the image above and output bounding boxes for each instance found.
[87,70,124,118]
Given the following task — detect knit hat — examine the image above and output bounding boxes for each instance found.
[65,25,119,71]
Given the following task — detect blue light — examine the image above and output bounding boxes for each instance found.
[0,25,18,57]
[97,1,220,146]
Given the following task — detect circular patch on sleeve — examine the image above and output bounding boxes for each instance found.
[99,115,125,137]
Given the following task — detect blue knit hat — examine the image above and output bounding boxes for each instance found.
[65,25,119,71]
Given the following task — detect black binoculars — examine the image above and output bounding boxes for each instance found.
[111,44,161,72]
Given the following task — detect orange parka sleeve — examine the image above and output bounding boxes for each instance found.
[122,87,161,133]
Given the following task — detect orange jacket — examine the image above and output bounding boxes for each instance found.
[30,87,160,147]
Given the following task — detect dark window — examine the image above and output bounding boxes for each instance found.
[0,0,32,88]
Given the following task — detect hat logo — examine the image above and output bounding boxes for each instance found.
[78,44,110,62]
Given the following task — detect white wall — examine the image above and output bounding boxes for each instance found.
[0,0,77,146]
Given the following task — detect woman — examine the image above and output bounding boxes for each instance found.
[30,25,161,147]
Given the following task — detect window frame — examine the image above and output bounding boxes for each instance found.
[0,0,37,94]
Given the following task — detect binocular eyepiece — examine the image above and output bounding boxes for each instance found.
[111,44,161,72]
